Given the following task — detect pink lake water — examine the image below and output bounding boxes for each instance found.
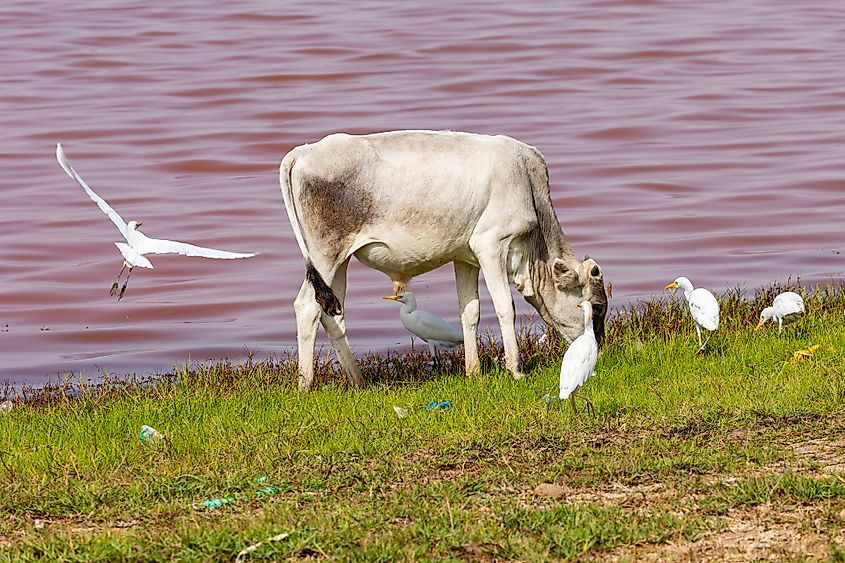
[2,0,844,386]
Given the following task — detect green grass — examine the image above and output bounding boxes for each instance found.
[2,283,845,561]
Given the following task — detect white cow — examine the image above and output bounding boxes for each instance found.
[280,130,607,390]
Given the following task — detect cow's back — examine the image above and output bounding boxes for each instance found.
[284,130,547,269]
[289,129,542,216]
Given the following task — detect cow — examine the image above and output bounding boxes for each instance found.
[279,130,607,390]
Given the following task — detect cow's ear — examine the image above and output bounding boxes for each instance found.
[582,257,602,281]
[551,258,578,290]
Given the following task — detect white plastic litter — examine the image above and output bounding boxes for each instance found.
[139,424,164,443]
[235,533,289,562]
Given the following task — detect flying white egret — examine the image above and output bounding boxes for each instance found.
[756,291,805,333]
[559,300,598,415]
[665,276,719,351]
[383,292,463,369]
[56,143,256,300]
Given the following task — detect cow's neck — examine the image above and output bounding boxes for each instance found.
[533,206,570,259]
[533,219,579,274]
[521,225,578,317]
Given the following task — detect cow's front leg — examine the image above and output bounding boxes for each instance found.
[293,279,322,391]
[319,260,364,388]
[454,261,480,375]
[478,252,524,379]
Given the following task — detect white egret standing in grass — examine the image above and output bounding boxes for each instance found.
[56,143,257,300]
[756,291,805,333]
[665,276,719,352]
[383,292,463,369]
[559,300,598,415]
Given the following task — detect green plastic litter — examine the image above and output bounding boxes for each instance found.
[202,477,282,509]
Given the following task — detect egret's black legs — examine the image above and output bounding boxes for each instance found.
[118,266,133,301]
[427,344,443,371]
[110,262,128,296]
[581,395,596,416]
[696,333,712,354]
[567,391,595,416]
[431,354,441,370]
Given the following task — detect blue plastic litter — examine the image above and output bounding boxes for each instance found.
[203,497,236,509]
[256,485,281,497]
[425,400,452,411]
[202,477,282,510]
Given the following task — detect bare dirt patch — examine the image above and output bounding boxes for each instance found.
[610,504,843,562]
[9,515,143,541]
[791,438,845,474]
[523,481,676,512]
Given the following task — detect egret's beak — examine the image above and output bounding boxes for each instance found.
[754,319,765,331]
[383,295,400,301]
[664,281,678,290]
[135,221,143,227]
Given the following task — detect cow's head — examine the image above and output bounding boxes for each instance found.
[524,255,607,346]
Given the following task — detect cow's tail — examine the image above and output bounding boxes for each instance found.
[279,151,343,316]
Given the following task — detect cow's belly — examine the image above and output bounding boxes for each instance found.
[353,238,477,279]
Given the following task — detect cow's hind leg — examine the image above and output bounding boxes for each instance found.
[477,250,524,379]
[454,261,480,375]
[319,260,364,388]
[294,279,322,391]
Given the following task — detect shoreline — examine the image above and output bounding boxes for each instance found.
[5,279,843,406]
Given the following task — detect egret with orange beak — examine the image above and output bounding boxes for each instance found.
[665,276,719,351]
[383,292,463,368]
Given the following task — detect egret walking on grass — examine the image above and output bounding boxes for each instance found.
[559,300,598,415]
[56,143,257,300]
[756,291,805,333]
[383,292,463,369]
[665,276,719,352]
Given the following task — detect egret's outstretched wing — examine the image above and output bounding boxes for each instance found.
[140,237,256,259]
[56,143,129,241]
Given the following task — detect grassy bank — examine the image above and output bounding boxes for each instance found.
[2,283,845,561]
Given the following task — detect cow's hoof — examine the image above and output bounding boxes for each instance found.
[512,371,527,380]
